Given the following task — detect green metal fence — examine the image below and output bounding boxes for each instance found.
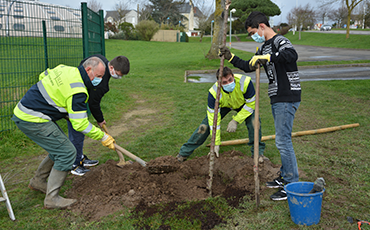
[81,3,105,58]
[0,1,105,132]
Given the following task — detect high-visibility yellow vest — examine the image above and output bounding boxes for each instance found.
[14,65,104,140]
[207,74,255,145]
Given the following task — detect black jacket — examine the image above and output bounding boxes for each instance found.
[80,54,110,122]
[230,34,301,104]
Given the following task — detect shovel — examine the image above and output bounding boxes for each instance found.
[102,124,146,168]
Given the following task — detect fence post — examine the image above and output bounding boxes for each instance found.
[81,2,89,59]
[42,20,49,69]
[99,10,106,56]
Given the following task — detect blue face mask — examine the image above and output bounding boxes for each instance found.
[222,81,235,92]
[91,77,102,86]
[251,28,265,43]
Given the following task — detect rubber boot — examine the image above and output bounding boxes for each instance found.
[28,156,54,193]
[44,168,76,209]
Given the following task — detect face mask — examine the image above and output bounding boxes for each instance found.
[91,77,102,86]
[251,27,265,43]
[222,81,235,92]
[110,68,122,79]
[90,70,102,86]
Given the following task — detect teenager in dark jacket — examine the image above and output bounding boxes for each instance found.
[219,11,301,201]
[68,55,130,176]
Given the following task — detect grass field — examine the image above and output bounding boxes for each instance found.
[0,33,369,229]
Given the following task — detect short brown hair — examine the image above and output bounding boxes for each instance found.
[110,56,130,75]
[216,66,233,80]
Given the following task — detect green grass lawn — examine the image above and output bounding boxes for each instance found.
[0,34,369,229]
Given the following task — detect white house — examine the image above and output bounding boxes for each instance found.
[104,10,138,26]
[178,2,203,36]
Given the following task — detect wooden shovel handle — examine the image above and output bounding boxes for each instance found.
[102,124,109,134]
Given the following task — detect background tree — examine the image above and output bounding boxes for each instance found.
[230,0,281,23]
[319,0,365,39]
[205,0,224,59]
[87,0,102,12]
[328,6,348,28]
[104,22,119,33]
[115,0,133,23]
[192,0,214,42]
[206,0,280,60]
[135,20,160,41]
[138,3,154,21]
[287,4,316,30]
[149,0,186,25]
[365,1,370,28]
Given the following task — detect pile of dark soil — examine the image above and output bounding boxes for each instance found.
[65,150,280,224]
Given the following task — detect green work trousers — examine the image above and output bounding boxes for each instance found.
[12,115,76,171]
[179,108,265,158]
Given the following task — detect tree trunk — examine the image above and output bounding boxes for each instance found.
[346,12,351,39]
[206,0,224,59]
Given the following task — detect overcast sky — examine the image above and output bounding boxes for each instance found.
[41,0,329,25]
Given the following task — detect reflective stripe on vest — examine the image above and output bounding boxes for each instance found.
[212,84,223,100]
[17,102,52,121]
[81,122,93,134]
[209,125,221,131]
[37,81,67,113]
[70,82,85,89]
[245,95,255,103]
[68,113,88,119]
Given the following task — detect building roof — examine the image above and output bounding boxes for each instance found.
[104,10,134,22]
[178,2,203,17]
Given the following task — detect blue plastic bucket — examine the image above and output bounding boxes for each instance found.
[285,182,325,226]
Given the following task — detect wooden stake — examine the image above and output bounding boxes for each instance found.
[253,65,261,207]
[207,0,231,197]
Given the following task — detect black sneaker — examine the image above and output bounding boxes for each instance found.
[270,188,287,201]
[266,173,288,188]
[176,154,187,162]
[82,155,99,167]
[71,164,90,176]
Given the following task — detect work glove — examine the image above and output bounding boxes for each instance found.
[249,54,271,69]
[101,133,115,150]
[227,119,238,133]
[207,145,220,158]
[218,46,234,61]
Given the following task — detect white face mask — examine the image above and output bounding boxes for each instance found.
[110,68,121,79]
[90,70,102,86]
[251,27,265,43]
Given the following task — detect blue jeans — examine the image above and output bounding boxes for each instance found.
[67,120,85,166]
[12,115,76,171]
[271,102,300,183]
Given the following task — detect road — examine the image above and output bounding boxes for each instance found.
[187,42,370,83]
[230,42,370,62]
[308,30,370,35]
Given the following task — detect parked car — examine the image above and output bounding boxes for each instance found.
[320,25,332,31]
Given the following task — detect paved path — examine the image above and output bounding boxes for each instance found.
[230,42,370,62]
[187,42,370,83]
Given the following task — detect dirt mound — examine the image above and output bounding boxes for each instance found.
[65,150,280,221]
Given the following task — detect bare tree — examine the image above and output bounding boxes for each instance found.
[138,3,154,21]
[365,1,370,28]
[328,6,348,28]
[315,4,333,25]
[318,0,365,38]
[115,0,133,23]
[193,0,214,42]
[87,0,103,13]
[287,4,316,30]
